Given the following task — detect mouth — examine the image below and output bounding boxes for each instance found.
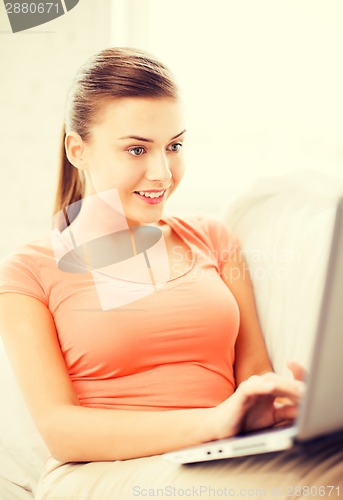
[133,189,167,205]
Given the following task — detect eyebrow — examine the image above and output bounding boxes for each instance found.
[118,129,186,143]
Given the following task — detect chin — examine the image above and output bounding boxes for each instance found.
[125,209,164,226]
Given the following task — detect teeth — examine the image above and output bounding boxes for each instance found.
[138,190,165,198]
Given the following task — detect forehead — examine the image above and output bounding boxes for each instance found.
[92,97,184,139]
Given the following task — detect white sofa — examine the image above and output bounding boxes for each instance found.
[1,170,342,498]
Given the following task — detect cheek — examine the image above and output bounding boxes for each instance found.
[92,162,141,191]
[172,160,185,183]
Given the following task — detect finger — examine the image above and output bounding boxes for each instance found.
[240,374,305,402]
[274,396,293,406]
[266,378,305,402]
[287,361,308,382]
[273,402,298,425]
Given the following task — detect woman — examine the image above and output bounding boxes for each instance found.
[0,48,327,499]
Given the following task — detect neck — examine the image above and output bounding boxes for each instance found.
[63,189,130,245]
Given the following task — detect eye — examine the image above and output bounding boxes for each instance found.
[128,147,146,156]
[167,142,183,153]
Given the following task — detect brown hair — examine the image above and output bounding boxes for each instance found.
[54,47,179,221]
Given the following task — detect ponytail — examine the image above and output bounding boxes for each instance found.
[53,127,84,223]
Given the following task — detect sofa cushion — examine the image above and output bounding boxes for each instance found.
[223,170,343,376]
[0,338,49,494]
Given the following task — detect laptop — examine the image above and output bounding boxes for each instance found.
[163,196,343,464]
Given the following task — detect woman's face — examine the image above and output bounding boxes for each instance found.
[75,97,186,226]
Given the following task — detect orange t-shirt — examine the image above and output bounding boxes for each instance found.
[0,216,240,411]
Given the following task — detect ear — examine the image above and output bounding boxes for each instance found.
[65,131,88,170]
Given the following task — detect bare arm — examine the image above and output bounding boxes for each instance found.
[220,244,273,385]
[0,293,301,462]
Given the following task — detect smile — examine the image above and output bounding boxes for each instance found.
[133,190,166,205]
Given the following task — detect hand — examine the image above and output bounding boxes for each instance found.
[287,360,307,382]
[274,361,308,410]
[206,371,305,441]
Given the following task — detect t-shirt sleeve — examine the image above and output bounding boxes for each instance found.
[195,217,241,273]
[0,247,47,304]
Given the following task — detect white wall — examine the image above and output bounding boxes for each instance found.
[0,0,112,259]
[111,0,343,216]
[1,0,342,258]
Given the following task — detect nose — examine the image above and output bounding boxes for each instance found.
[145,152,172,184]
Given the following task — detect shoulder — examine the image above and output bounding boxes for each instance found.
[164,215,240,249]
[0,233,53,267]
[0,233,53,303]
[163,216,240,274]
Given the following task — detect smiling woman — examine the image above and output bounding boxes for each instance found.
[0,47,316,499]
[55,47,181,223]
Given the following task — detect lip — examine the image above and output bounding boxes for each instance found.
[134,188,169,192]
[133,189,167,205]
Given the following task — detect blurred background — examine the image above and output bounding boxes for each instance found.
[1,0,343,258]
